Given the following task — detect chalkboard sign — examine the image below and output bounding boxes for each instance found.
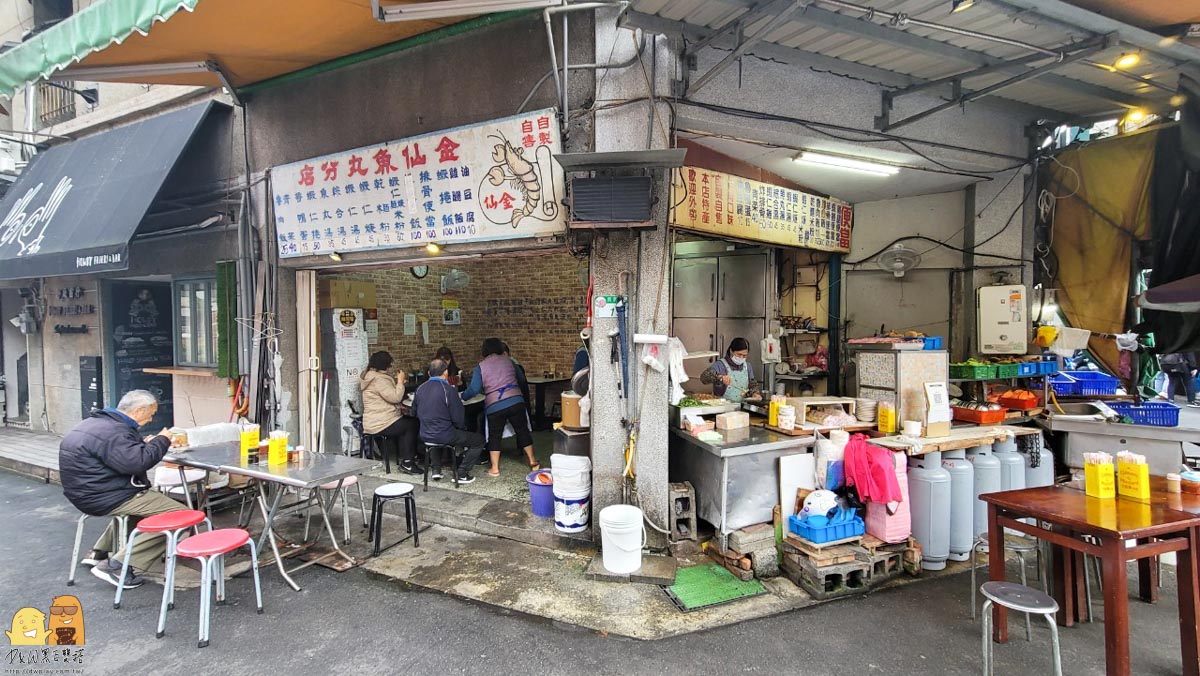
[106,281,174,431]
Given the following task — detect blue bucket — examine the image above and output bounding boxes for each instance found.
[527,470,554,518]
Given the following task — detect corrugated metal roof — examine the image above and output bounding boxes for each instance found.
[631,0,1187,119]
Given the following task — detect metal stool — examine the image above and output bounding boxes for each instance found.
[980,581,1062,676]
[169,528,263,648]
[303,475,369,544]
[422,443,460,491]
[971,533,1043,640]
[367,483,419,555]
[363,433,392,473]
[111,509,211,618]
[68,513,129,586]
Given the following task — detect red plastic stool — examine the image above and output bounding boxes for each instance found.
[114,509,211,612]
[168,528,262,647]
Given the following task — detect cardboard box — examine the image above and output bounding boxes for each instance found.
[319,280,376,308]
[715,411,750,430]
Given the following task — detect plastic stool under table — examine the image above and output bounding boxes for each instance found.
[367,483,420,556]
[166,528,262,648]
[979,581,1061,676]
[114,509,211,614]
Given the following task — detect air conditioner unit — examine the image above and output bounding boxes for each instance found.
[568,176,655,231]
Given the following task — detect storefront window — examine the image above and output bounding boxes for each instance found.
[174,278,218,367]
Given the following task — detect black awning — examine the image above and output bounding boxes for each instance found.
[0,100,214,280]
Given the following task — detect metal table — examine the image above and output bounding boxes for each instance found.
[166,442,380,591]
[670,426,814,542]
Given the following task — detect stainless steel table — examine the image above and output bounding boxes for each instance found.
[670,426,814,542]
[167,442,380,591]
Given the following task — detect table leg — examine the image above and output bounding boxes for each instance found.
[988,503,1008,644]
[314,481,355,565]
[1137,537,1159,604]
[175,466,194,510]
[1073,546,1090,622]
[535,383,547,430]
[1051,537,1075,627]
[1178,526,1200,676]
[1100,537,1131,676]
[255,482,301,592]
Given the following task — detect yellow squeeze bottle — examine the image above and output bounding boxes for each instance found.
[877,402,897,434]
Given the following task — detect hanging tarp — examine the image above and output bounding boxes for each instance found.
[1047,130,1156,376]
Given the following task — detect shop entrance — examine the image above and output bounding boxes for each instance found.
[312,249,589,500]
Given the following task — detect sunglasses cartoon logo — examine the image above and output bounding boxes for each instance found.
[6,596,85,646]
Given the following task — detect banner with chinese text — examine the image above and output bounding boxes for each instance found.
[270,109,566,258]
[671,166,852,252]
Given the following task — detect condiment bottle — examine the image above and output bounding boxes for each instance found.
[1167,473,1182,494]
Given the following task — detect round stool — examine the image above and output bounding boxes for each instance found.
[68,513,128,586]
[970,533,1042,639]
[367,483,419,556]
[303,474,368,545]
[980,581,1062,676]
[114,509,211,612]
[168,528,262,648]
[363,433,392,473]
[422,443,460,491]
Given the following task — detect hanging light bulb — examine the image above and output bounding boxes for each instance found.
[1113,52,1140,69]
[328,252,343,262]
[425,242,441,254]
[1126,109,1147,124]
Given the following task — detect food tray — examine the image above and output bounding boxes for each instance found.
[951,406,1007,424]
[998,395,1040,411]
[950,364,996,380]
[1107,402,1180,427]
[788,513,865,544]
[994,363,1020,379]
[1060,370,1119,396]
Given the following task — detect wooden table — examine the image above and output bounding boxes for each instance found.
[982,482,1200,676]
[873,424,1038,456]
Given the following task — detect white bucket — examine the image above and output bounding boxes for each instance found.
[551,454,592,493]
[553,484,591,533]
[599,504,646,574]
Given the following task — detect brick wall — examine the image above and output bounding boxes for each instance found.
[323,251,588,377]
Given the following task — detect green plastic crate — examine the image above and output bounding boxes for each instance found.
[994,363,1020,379]
[950,364,996,380]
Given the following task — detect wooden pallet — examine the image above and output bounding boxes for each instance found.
[785,533,863,552]
[782,543,858,567]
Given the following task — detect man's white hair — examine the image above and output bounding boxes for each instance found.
[116,390,158,413]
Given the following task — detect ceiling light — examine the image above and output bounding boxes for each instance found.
[425,243,441,254]
[1114,53,1140,69]
[47,61,211,82]
[328,252,343,262]
[373,0,562,22]
[793,151,900,177]
[1171,94,1187,107]
[950,0,975,13]
[1126,109,1146,123]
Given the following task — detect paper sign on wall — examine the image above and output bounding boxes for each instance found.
[442,299,461,325]
[403,313,417,336]
[593,295,620,319]
[364,308,379,344]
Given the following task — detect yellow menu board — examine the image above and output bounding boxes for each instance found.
[671,166,852,252]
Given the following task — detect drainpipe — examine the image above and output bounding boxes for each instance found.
[543,2,630,117]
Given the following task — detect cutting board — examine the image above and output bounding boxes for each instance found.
[779,453,815,520]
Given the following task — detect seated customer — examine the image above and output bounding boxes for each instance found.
[58,390,177,590]
[360,351,420,474]
[434,346,462,388]
[462,338,539,477]
[412,359,485,484]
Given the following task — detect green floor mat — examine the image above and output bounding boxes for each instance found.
[664,563,767,612]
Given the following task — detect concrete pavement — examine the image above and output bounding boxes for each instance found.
[0,468,1186,675]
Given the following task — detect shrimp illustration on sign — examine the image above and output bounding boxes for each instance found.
[481,132,559,229]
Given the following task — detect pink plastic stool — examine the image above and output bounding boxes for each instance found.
[114,509,211,612]
[167,528,262,647]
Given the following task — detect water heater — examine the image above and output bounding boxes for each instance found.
[977,284,1027,354]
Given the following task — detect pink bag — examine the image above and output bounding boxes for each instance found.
[866,450,911,543]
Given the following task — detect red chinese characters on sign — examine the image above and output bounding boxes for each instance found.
[298,165,315,186]
[483,192,517,211]
[521,119,536,148]
[347,155,368,177]
[372,148,397,175]
[435,136,460,163]
[401,143,427,170]
[321,161,338,181]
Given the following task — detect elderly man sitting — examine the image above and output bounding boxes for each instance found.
[411,359,485,484]
[59,390,179,589]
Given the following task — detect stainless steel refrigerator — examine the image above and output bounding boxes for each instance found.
[672,241,769,384]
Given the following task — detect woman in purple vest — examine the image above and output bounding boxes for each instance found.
[462,337,540,476]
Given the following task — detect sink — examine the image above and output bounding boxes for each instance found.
[1050,402,1104,417]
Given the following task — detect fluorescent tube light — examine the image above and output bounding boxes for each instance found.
[48,61,212,82]
[793,151,900,176]
[374,0,562,22]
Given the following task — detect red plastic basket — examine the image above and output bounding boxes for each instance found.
[951,406,1008,424]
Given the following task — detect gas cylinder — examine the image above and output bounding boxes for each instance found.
[866,450,911,544]
[966,443,1002,537]
[1023,433,1055,488]
[908,451,951,571]
[942,449,975,562]
[993,437,1027,493]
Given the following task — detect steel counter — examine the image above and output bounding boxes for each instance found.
[670,426,814,538]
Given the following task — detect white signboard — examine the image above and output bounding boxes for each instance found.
[270,109,567,257]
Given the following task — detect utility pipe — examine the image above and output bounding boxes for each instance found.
[517,29,646,113]
[543,2,630,117]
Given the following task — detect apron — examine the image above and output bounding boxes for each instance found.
[723,358,750,403]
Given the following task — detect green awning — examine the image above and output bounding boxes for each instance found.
[0,0,198,98]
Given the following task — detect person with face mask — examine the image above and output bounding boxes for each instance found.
[699,337,761,403]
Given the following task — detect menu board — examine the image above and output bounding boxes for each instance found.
[671,167,852,252]
[106,281,173,430]
[270,109,567,258]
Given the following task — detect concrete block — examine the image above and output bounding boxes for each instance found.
[729,522,774,551]
[781,556,870,601]
[749,547,779,578]
[585,553,678,585]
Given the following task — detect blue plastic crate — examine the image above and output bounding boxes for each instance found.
[1107,402,1180,427]
[922,336,944,350]
[1038,361,1059,375]
[1017,362,1038,377]
[1049,373,1078,396]
[788,513,865,544]
[1061,370,1119,396]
